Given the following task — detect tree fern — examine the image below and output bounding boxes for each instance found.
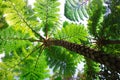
[0,0,120,79]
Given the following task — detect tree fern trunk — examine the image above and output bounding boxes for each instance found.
[46,39,120,72]
[98,39,120,45]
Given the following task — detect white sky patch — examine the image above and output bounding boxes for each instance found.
[58,0,70,22]
[0,53,5,62]
[74,62,85,78]
[28,0,35,8]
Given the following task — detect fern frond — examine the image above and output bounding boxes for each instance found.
[1,45,49,80]
[101,0,120,39]
[0,1,8,30]
[34,0,60,37]
[34,45,44,69]
[64,0,89,22]
[0,26,41,62]
[45,46,83,77]
[0,63,15,80]
[9,44,42,70]
[19,47,49,80]
[54,22,88,43]
[88,0,104,38]
[3,0,44,39]
[0,27,33,53]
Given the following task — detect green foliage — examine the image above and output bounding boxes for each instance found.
[0,1,8,30]
[44,46,83,77]
[20,53,49,80]
[3,0,38,37]
[54,22,88,43]
[88,0,104,37]
[64,0,89,22]
[84,58,100,80]
[1,45,50,80]
[87,0,120,79]
[65,0,120,79]
[0,27,32,53]
[0,63,15,80]
[101,0,120,39]
[0,0,120,79]
[0,15,8,30]
[34,0,60,37]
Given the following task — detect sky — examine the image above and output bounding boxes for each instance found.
[0,53,5,62]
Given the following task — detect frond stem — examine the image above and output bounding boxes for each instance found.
[0,37,42,42]
[10,2,45,40]
[9,44,43,71]
[45,1,49,39]
[34,45,44,70]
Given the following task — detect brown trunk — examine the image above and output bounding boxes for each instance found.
[98,39,120,45]
[45,39,120,72]
[104,40,120,44]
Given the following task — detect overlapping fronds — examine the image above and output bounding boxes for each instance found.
[101,0,120,39]
[0,0,119,79]
[20,52,50,80]
[44,46,83,77]
[64,0,89,22]
[0,15,8,30]
[34,0,60,37]
[3,0,40,38]
[0,1,8,30]
[1,44,49,80]
[0,27,33,53]
[88,0,104,38]
[84,58,100,79]
[54,22,88,43]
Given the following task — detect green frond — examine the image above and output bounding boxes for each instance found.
[101,0,120,39]
[0,60,19,80]
[54,22,88,44]
[0,1,8,30]
[34,0,60,37]
[20,53,50,80]
[1,45,49,80]
[3,0,40,38]
[44,46,83,77]
[88,0,104,38]
[0,63,14,80]
[84,58,100,80]
[0,27,32,53]
[0,15,8,30]
[64,0,89,22]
